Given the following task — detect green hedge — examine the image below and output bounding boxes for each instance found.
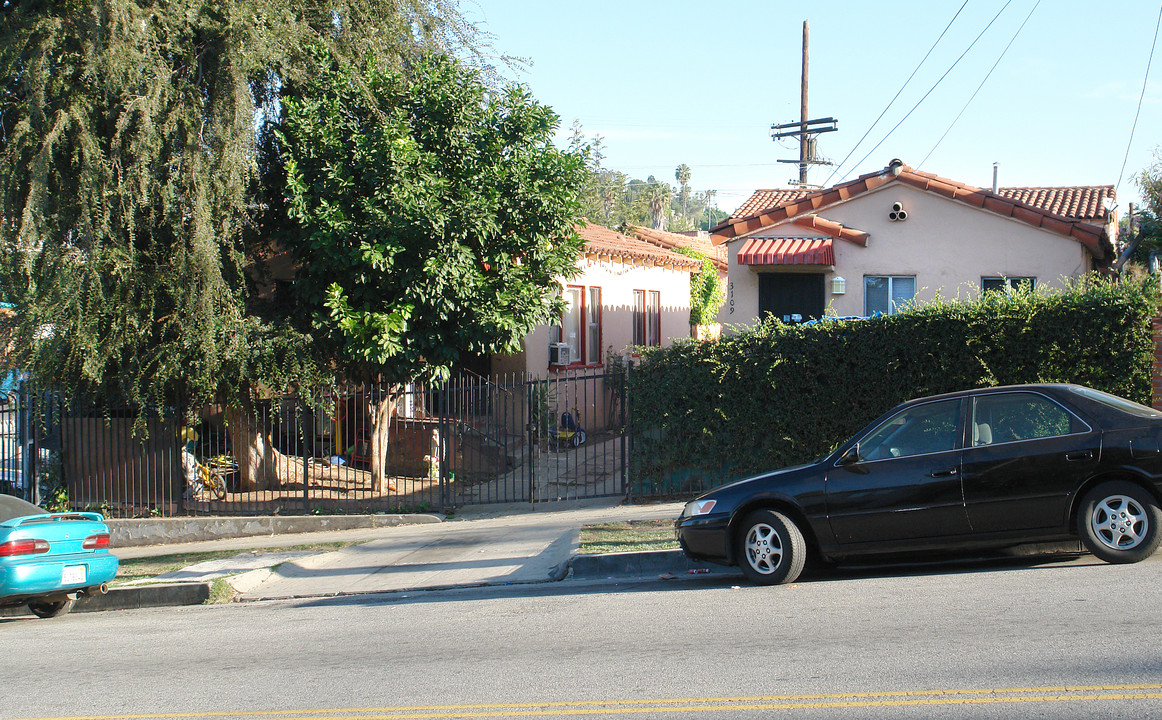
[629,277,1161,498]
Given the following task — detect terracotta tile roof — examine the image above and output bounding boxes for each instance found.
[576,222,702,272]
[724,183,1113,229]
[791,214,869,247]
[711,160,1113,261]
[995,186,1113,222]
[737,237,834,266]
[623,225,727,271]
[727,189,813,222]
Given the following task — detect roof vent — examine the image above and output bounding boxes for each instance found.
[889,202,908,222]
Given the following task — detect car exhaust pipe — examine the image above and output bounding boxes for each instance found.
[79,583,109,597]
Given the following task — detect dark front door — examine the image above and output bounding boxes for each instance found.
[759,273,824,324]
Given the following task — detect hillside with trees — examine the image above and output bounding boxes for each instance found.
[568,123,728,232]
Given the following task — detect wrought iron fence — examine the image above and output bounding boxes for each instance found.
[0,370,631,517]
[0,389,36,502]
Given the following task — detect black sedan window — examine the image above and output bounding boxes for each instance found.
[860,399,961,460]
[1070,386,1162,419]
[971,392,1080,446]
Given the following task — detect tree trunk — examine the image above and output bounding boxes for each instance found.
[368,385,401,494]
[226,402,301,492]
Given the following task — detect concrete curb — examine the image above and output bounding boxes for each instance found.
[569,549,738,579]
[107,513,442,548]
[4,550,721,617]
[1,582,212,618]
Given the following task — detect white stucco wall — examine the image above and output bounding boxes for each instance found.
[719,183,1095,327]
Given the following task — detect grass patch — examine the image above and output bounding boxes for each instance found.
[206,578,237,604]
[578,519,679,555]
[112,541,357,585]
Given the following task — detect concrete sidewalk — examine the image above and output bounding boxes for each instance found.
[233,500,698,600]
[4,499,717,617]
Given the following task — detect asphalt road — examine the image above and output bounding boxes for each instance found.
[3,552,1161,719]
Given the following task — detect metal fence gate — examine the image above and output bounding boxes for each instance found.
[0,370,629,518]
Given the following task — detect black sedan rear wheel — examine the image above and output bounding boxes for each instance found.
[1078,481,1162,564]
[28,598,74,618]
[736,510,806,585]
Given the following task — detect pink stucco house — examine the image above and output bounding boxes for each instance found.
[712,159,1117,327]
[491,222,702,377]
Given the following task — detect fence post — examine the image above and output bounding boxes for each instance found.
[624,359,633,503]
[21,386,34,505]
[525,377,535,503]
[438,376,448,512]
[299,399,310,513]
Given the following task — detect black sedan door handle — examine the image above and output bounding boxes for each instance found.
[928,467,959,478]
[1066,450,1094,461]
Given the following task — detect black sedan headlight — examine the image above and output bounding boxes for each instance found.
[680,499,717,519]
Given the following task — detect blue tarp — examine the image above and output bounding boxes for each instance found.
[799,313,883,327]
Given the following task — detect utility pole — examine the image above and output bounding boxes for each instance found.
[772,20,838,188]
[799,20,809,185]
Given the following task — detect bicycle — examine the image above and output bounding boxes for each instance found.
[181,448,229,501]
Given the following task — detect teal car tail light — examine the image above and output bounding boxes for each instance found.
[0,538,50,557]
[82,534,110,550]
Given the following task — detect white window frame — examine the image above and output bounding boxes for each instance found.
[556,285,603,368]
[864,276,916,316]
[586,287,602,365]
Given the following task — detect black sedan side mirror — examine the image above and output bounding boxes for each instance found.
[837,445,862,466]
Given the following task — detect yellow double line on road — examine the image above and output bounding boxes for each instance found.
[13,685,1162,719]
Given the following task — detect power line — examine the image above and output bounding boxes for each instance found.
[839,0,1013,183]
[917,0,1040,171]
[823,0,969,187]
[611,163,786,170]
[1115,3,1162,195]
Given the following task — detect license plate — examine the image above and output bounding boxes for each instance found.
[61,565,86,586]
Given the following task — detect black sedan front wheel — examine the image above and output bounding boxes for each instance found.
[736,510,806,585]
[1078,481,1162,564]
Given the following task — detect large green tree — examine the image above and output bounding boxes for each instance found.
[0,0,482,415]
[278,49,587,490]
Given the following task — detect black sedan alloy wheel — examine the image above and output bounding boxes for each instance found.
[1078,481,1162,563]
[737,510,806,585]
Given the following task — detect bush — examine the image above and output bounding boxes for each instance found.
[630,276,1160,497]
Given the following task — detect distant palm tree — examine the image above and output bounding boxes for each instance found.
[675,163,691,220]
[644,180,671,230]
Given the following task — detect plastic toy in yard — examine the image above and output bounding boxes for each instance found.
[179,426,229,501]
[551,409,587,449]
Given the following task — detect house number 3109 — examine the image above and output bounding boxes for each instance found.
[728,282,734,315]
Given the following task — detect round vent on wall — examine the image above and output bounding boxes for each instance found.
[889,201,908,222]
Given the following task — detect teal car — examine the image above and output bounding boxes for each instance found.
[0,495,119,618]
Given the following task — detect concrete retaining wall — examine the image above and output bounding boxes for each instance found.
[106,513,440,547]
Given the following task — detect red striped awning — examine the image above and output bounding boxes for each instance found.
[737,237,834,266]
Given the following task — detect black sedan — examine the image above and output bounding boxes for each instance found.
[675,384,1162,585]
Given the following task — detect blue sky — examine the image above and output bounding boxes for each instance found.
[467,0,1161,217]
